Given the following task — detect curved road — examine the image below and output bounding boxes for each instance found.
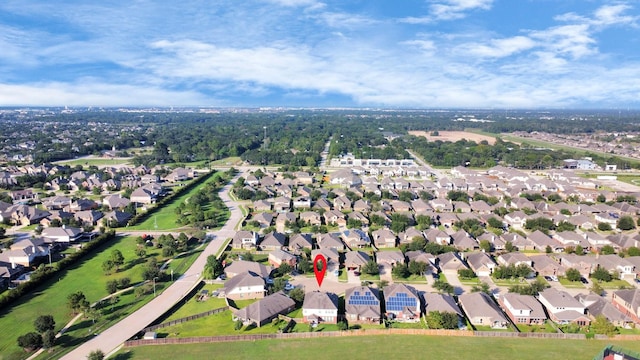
[62,173,244,359]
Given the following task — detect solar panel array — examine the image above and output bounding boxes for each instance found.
[348,291,379,306]
[386,292,417,311]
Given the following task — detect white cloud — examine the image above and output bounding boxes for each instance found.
[0,81,212,107]
[429,0,493,20]
[464,36,536,58]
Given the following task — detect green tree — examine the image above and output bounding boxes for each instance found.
[591,282,604,296]
[598,222,612,231]
[272,278,287,293]
[135,247,147,258]
[601,245,616,255]
[67,291,89,314]
[102,259,115,274]
[425,311,458,329]
[479,240,492,253]
[362,260,380,275]
[88,349,105,360]
[565,268,582,282]
[504,241,516,252]
[433,280,454,294]
[487,217,503,229]
[627,247,640,257]
[575,245,584,255]
[408,236,426,251]
[106,280,119,294]
[591,315,618,336]
[42,330,55,349]
[392,263,410,279]
[337,321,348,331]
[203,255,223,280]
[458,268,477,279]
[471,282,491,295]
[17,332,43,351]
[408,260,428,275]
[276,263,292,277]
[289,287,305,303]
[617,216,636,231]
[110,249,125,271]
[591,267,613,282]
[234,319,243,331]
[34,315,55,333]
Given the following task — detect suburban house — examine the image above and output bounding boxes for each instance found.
[316,233,345,251]
[376,250,406,268]
[499,293,547,325]
[345,286,382,324]
[0,238,50,267]
[224,260,273,279]
[102,210,133,227]
[259,232,287,251]
[288,233,313,254]
[299,211,322,226]
[611,289,640,326]
[231,231,259,250]
[268,249,297,268]
[275,212,297,232]
[497,252,533,267]
[41,226,84,243]
[384,283,421,322]
[341,229,371,249]
[458,292,509,329]
[372,228,397,248]
[233,291,296,327]
[464,252,496,277]
[532,255,566,277]
[344,251,370,271]
[424,293,463,323]
[311,248,340,272]
[102,194,131,210]
[576,293,634,328]
[252,212,273,228]
[302,291,339,324]
[223,272,266,300]
[437,252,468,272]
[538,288,590,326]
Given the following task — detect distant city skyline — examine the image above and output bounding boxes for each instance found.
[0,1,639,108]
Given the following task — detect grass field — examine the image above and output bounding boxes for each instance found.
[113,335,640,360]
[0,232,207,360]
[0,235,161,360]
[128,172,228,231]
[55,157,132,167]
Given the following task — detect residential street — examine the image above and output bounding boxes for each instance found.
[61,172,245,359]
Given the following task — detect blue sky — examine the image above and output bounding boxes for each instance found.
[0,0,639,108]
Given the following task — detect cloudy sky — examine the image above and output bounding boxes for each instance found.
[0,0,639,108]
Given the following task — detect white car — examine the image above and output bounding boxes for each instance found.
[284,282,295,291]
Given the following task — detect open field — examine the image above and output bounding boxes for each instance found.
[128,172,228,231]
[0,235,163,360]
[54,157,132,167]
[409,130,496,145]
[114,335,640,360]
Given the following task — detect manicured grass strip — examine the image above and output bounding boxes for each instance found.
[115,335,640,360]
[129,172,227,231]
[55,158,132,167]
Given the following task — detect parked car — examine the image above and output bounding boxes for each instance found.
[284,282,294,291]
[580,277,589,284]
[266,278,274,285]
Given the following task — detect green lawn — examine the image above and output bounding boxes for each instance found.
[157,310,286,337]
[162,284,226,322]
[598,279,634,289]
[558,277,587,288]
[128,172,228,231]
[56,157,132,167]
[517,322,558,333]
[114,335,640,360]
[395,274,428,283]
[0,235,166,360]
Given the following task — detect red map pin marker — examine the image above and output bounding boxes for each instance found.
[313,254,327,288]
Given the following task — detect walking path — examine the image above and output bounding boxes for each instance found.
[61,172,244,359]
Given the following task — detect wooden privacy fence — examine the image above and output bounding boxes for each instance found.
[126,328,594,347]
[143,306,229,332]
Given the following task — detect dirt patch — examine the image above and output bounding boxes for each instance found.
[409,131,496,145]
